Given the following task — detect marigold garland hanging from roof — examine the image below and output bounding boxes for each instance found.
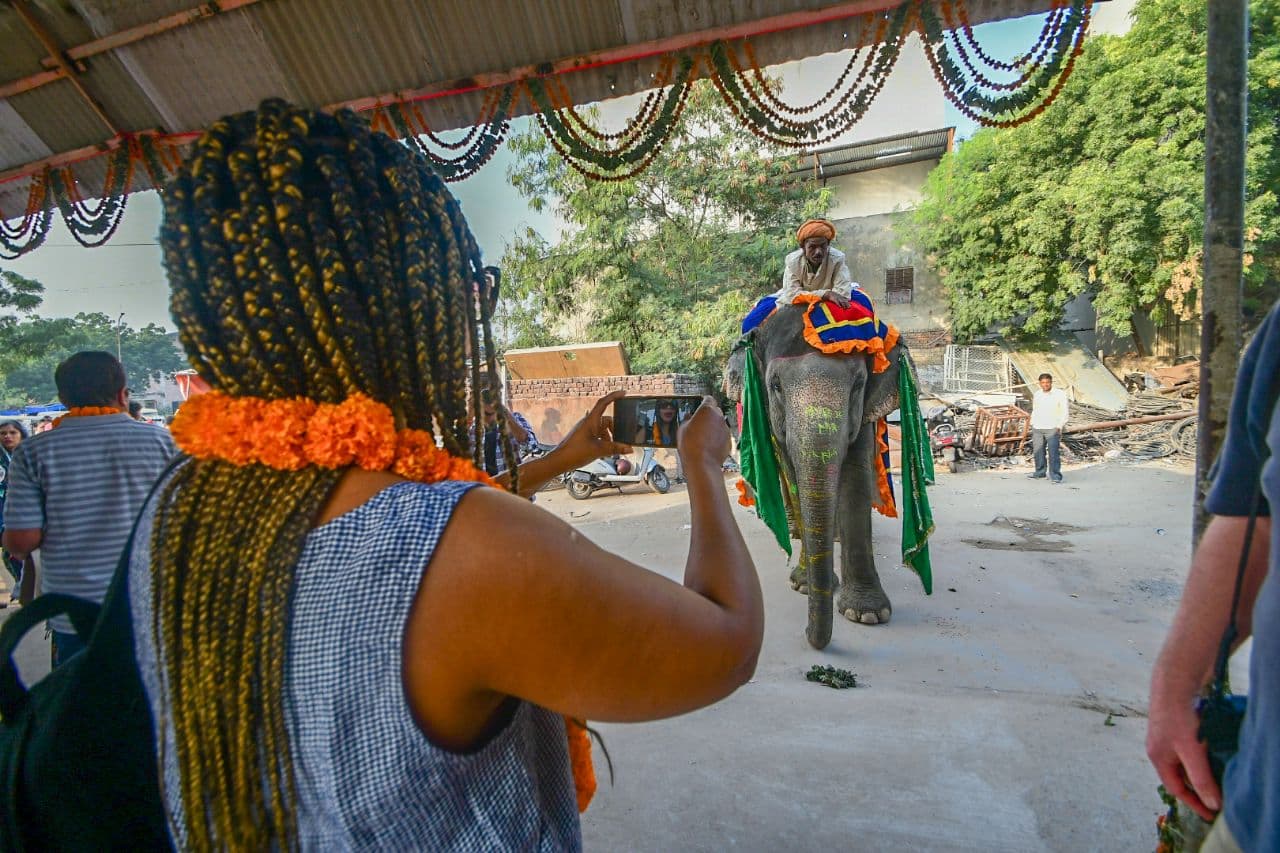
[0,0,1093,258]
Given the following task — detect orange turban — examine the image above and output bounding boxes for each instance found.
[796,218,836,245]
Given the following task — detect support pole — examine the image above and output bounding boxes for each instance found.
[1194,0,1249,544]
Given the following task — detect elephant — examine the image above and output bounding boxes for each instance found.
[725,302,907,650]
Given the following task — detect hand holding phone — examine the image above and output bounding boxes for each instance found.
[612,396,703,448]
[677,397,732,469]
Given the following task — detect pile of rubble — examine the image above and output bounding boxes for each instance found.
[948,392,1197,466]
[1061,393,1197,461]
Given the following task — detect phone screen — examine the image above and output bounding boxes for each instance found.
[613,396,703,448]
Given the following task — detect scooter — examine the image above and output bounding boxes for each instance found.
[924,405,966,474]
[565,447,671,499]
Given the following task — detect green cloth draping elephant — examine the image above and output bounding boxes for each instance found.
[726,303,907,649]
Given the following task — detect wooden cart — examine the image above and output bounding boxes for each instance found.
[971,405,1031,456]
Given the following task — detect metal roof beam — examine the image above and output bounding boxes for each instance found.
[8,0,119,135]
[0,0,266,103]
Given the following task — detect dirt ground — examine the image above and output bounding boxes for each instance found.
[0,456,1232,852]
[546,456,1232,853]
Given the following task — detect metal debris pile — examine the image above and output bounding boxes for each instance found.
[1062,393,1197,461]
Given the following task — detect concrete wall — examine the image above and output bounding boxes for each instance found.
[832,210,949,334]
[826,160,935,220]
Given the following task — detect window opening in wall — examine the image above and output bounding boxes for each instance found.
[885,266,914,304]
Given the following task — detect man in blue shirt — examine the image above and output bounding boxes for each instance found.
[1148,300,1280,852]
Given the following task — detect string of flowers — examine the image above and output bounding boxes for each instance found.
[951,0,1069,72]
[919,0,1092,128]
[550,59,677,148]
[709,6,909,150]
[740,25,878,117]
[1,133,186,259]
[0,173,51,259]
[525,53,698,180]
[1,0,1095,256]
[940,1,1068,92]
[52,405,124,426]
[385,85,517,182]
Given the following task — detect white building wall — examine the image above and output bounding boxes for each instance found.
[824,160,935,220]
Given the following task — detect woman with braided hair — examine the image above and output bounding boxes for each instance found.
[130,99,761,851]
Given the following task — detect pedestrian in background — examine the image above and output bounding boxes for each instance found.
[2,352,177,666]
[1028,372,1070,484]
[0,418,28,607]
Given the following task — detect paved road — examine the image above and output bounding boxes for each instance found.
[552,460,1223,852]
[0,459,1223,851]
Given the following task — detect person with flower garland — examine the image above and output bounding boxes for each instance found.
[2,352,177,666]
[129,100,762,851]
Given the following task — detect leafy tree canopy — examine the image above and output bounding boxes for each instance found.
[904,0,1280,341]
[0,269,185,406]
[499,82,832,381]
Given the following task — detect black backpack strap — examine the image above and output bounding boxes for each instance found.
[0,595,101,720]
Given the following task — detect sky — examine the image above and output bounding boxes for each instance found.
[1,0,1138,332]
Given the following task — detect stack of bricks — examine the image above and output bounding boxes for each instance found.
[899,329,952,368]
[508,373,711,445]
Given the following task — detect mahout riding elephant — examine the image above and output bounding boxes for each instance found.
[726,303,907,649]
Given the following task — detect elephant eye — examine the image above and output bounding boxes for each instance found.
[770,377,782,392]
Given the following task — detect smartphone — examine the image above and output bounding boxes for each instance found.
[613,395,704,448]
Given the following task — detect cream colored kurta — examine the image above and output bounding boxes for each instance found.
[777,246,858,304]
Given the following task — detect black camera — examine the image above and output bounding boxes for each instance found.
[1197,692,1247,786]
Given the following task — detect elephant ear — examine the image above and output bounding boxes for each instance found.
[723,337,750,402]
[863,340,908,423]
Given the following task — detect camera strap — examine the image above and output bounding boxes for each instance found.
[1209,485,1263,698]
[1209,358,1280,697]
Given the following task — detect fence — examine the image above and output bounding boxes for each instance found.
[942,345,1015,393]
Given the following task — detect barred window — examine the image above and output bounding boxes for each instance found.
[885,267,914,304]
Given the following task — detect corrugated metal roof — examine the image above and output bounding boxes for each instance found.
[791,126,953,179]
[1005,331,1131,412]
[1,0,1077,218]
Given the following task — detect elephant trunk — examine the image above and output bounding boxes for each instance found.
[790,404,848,650]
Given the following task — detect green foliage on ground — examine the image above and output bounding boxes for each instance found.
[0,269,185,406]
[904,0,1280,341]
[499,82,832,381]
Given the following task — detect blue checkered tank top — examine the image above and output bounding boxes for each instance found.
[130,478,583,851]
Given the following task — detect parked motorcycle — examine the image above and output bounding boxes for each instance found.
[924,405,966,474]
[566,447,670,499]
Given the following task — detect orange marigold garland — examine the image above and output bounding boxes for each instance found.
[169,390,598,812]
[565,719,597,812]
[52,405,124,427]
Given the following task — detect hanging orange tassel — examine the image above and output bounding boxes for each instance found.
[565,719,597,813]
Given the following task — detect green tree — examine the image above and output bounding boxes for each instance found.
[0,270,186,405]
[500,81,832,381]
[905,0,1280,342]
[0,313,185,404]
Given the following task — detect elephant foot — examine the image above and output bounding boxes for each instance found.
[839,589,892,625]
[790,564,807,594]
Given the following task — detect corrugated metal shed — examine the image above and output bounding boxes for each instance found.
[1005,331,1131,413]
[790,126,953,179]
[1,0,1076,217]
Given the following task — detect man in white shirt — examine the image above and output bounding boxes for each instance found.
[776,219,859,307]
[1028,372,1070,483]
